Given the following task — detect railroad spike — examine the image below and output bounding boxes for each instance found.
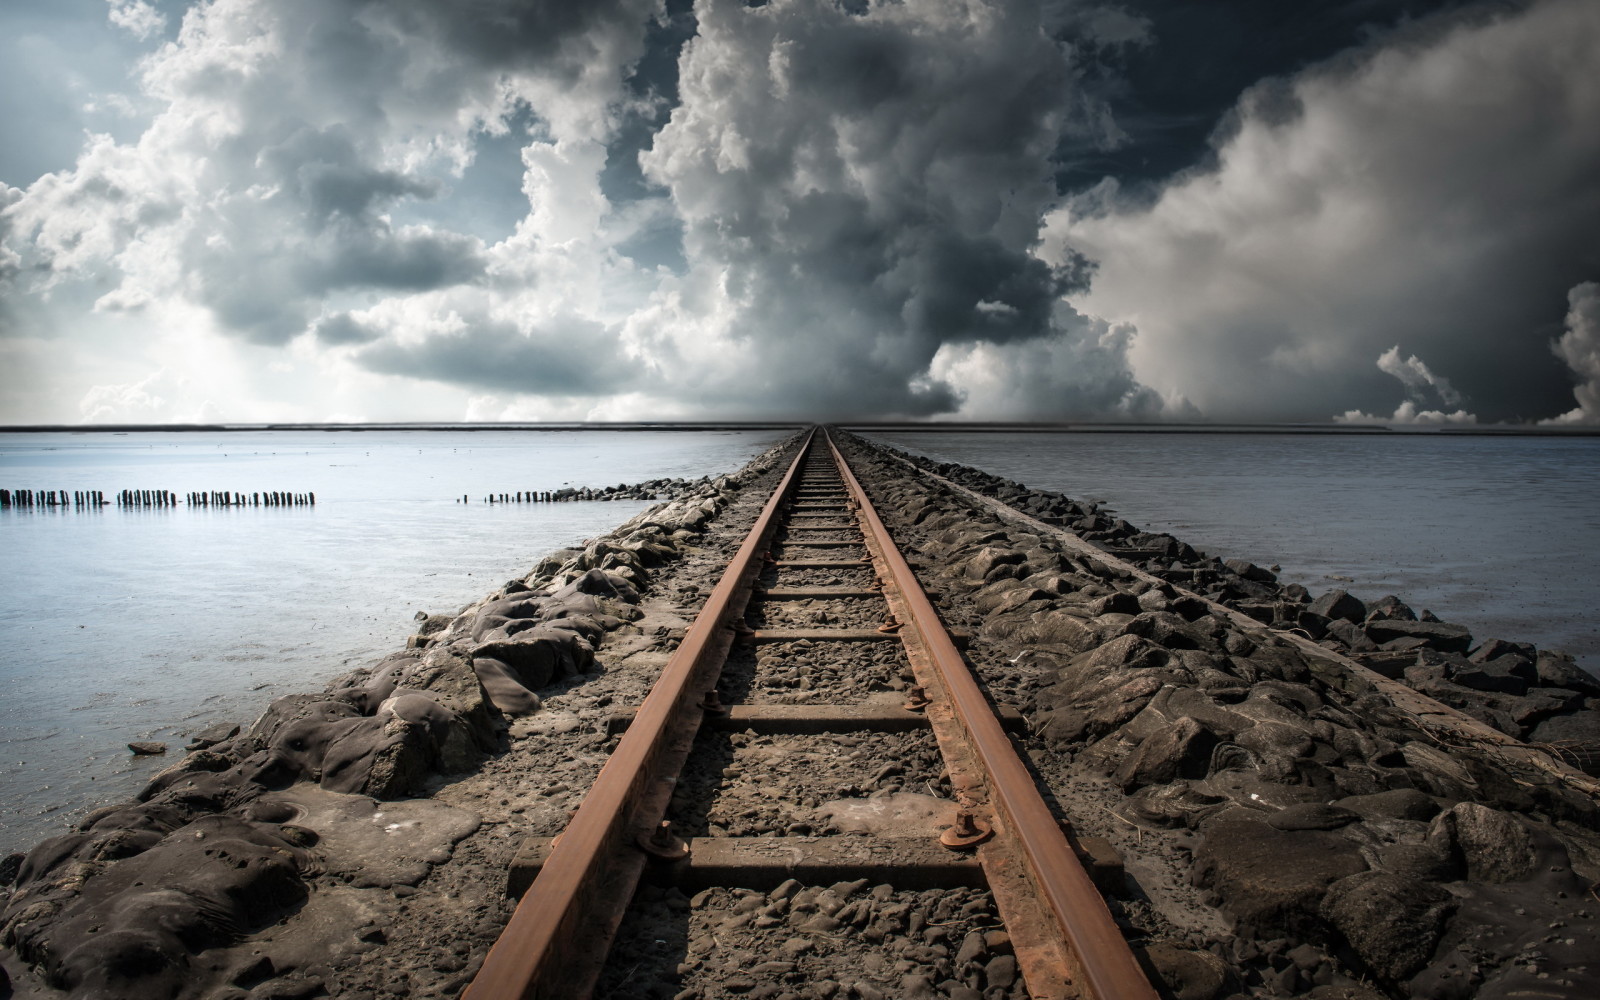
[635,820,689,861]
[940,810,993,850]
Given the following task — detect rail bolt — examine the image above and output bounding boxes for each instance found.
[699,690,728,715]
[636,820,690,861]
[876,616,902,634]
[902,686,930,712]
[940,810,993,850]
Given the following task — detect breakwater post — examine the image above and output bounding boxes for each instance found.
[3,489,315,510]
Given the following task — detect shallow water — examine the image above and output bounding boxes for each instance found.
[0,428,787,856]
[867,430,1600,675]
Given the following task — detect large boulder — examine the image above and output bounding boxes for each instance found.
[1431,803,1537,883]
[1194,820,1367,938]
[1363,619,1472,654]
[1322,871,1454,980]
[2,816,311,999]
[1308,590,1366,624]
[1115,717,1220,791]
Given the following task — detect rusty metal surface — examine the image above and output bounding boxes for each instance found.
[463,430,815,1000]
[826,431,1160,1000]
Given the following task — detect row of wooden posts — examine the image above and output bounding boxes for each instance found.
[0,489,314,509]
[3,487,620,510]
[464,489,602,503]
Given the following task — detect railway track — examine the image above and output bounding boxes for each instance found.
[465,430,1157,1000]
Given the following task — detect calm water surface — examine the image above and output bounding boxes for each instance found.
[868,431,1599,676]
[0,429,787,855]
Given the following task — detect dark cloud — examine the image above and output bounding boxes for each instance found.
[304,226,485,293]
[1048,0,1487,196]
[312,311,381,345]
[257,125,439,225]
[643,0,1156,419]
[1050,0,1600,422]
[356,315,639,396]
[375,0,658,77]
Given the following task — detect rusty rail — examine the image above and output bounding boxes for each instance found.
[468,428,1156,999]
[825,431,1159,1000]
[464,429,815,1000]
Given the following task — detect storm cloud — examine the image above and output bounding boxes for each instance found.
[0,0,1595,423]
[1046,0,1600,423]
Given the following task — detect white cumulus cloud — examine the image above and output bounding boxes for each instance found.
[1545,281,1600,424]
[1044,0,1600,423]
[107,0,166,40]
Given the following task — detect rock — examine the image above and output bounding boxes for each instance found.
[1526,709,1600,748]
[1138,943,1229,1000]
[1365,595,1417,622]
[1137,588,1171,612]
[3,816,311,998]
[1363,619,1472,654]
[1124,611,1210,651]
[1028,609,1099,654]
[1535,650,1600,695]
[128,741,167,755]
[186,723,241,750]
[1324,619,1377,652]
[1308,590,1366,624]
[472,628,592,690]
[1043,671,1166,743]
[955,930,987,965]
[1504,687,1584,727]
[1432,802,1536,882]
[1452,659,1532,696]
[1224,559,1277,583]
[984,954,1018,990]
[471,657,543,715]
[1067,634,1172,680]
[1333,789,1439,823]
[1194,820,1368,937]
[1115,717,1219,791]
[1321,871,1454,980]
[1088,592,1141,616]
[1469,637,1536,664]
[964,546,1025,581]
[1266,803,1360,831]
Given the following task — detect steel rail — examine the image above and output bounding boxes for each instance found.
[826,430,1159,1000]
[464,429,815,1000]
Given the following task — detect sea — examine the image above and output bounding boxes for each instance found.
[2,426,1597,858]
[0,428,789,857]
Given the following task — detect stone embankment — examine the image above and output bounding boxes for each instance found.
[0,437,801,1000]
[834,431,1600,1000]
[475,475,720,504]
[873,441,1600,763]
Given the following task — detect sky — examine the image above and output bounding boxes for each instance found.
[0,0,1596,425]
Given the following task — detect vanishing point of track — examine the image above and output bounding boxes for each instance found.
[464,430,1157,1000]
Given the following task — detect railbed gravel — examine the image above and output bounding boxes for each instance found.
[597,881,1022,1000]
